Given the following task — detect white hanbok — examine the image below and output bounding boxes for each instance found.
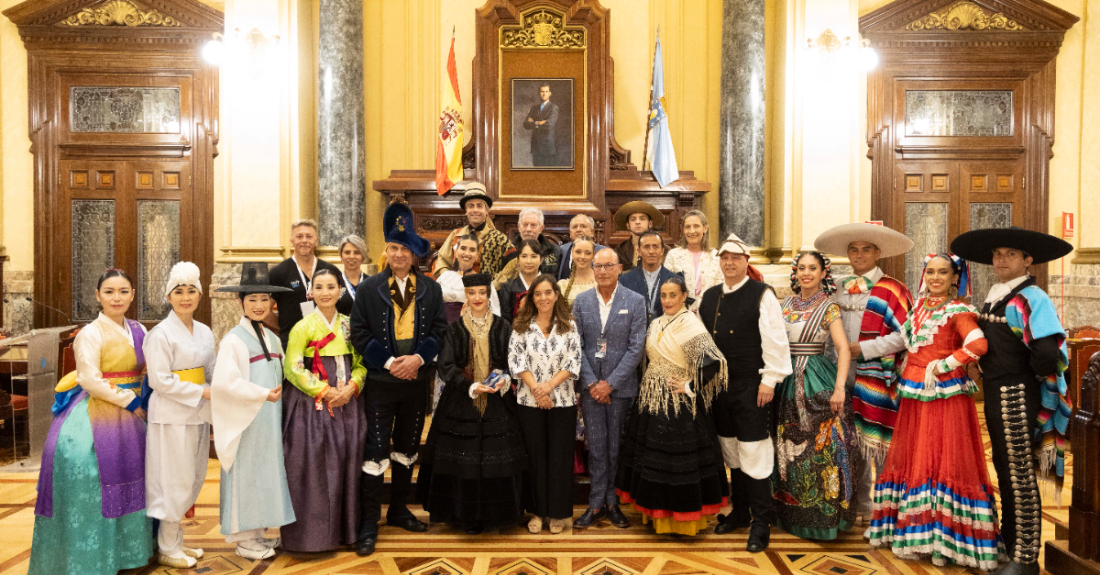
[211,317,295,543]
[143,310,216,556]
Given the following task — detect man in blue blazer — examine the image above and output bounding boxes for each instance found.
[350,202,446,556]
[571,248,647,529]
[619,230,681,325]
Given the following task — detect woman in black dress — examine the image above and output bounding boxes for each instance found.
[497,239,544,326]
[419,273,527,533]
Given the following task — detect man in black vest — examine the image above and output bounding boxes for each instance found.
[350,201,447,557]
[700,233,792,552]
[951,227,1073,575]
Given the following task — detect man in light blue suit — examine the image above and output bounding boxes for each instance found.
[571,248,647,530]
[618,230,680,325]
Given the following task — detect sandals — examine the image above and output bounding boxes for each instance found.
[527,516,543,534]
[549,518,565,534]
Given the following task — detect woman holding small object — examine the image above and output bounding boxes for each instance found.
[420,273,526,534]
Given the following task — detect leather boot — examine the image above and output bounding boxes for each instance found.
[715,469,751,534]
[745,476,773,552]
[991,561,1040,575]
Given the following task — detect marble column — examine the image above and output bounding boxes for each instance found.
[718,0,766,247]
[317,0,366,246]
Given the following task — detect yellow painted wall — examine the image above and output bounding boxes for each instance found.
[0,0,32,271]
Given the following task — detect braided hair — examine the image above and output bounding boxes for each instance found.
[790,251,837,295]
[563,236,595,301]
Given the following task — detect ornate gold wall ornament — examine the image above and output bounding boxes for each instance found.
[806,29,851,54]
[501,8,585,49]
[905,1,1024,31]
[59,0,180,27]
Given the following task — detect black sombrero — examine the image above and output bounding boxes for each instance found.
[215,262,292,293]
[950,226,1072,265]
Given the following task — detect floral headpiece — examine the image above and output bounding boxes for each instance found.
[790,251,837,295]
[918,252,971,297]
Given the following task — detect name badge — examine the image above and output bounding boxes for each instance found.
[595,338,608,359]
[300,301,316,317]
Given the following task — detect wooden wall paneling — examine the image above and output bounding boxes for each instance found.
[3,0,222,328]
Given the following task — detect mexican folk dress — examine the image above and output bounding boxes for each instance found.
[615,310,729,536]
[212,318,295,542]
[282,308,368,552]
[773,292,861,541]
[30,314,153,575]
[868,297,1002,570]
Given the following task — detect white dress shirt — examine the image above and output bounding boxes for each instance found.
[721,276,793,388]
[597,285,619,331]
[985,274,1029,306]
[143,310,216,425]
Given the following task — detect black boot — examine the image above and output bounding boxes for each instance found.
[745,476,773,552]
[386,463,427,532]
[991,561,1040,575]
[715,469,751,534]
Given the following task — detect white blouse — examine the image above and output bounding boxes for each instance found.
[664,247,723,312]
[507,319,582,408]
[143,310,216,425]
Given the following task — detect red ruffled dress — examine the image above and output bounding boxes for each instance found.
[868,297,1003,570]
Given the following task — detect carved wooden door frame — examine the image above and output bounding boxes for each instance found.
[3,0,222,327]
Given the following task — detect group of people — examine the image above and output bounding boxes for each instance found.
[27,183,1074,575]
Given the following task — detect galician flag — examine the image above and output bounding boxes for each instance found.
[436,34,464,195]
[646,34,679,188]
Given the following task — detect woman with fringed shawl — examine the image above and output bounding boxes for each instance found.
[616,276,729,536]
[863,253,1002,570]
[419,273,527,534]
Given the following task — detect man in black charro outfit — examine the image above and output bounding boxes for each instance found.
[699,233,791,552]
[951,227,1073,575]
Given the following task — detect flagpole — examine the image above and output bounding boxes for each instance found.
[641,28,659,172]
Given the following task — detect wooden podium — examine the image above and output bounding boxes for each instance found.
[374,0,709,248]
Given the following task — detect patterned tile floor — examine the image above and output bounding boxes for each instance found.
[0,413,1072,575]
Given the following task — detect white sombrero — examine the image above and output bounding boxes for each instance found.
[814,223,913,259]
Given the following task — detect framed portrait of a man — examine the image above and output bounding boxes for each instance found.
[510,78,574,170]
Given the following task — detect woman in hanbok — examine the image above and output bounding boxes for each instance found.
[143,261,216,568]
[29,269,153,574]
[282,267,368,552]
[558,236,596,308]
[509,274,582,534]
[772,251,860,540]
[212,262,296,560]
[420,273,526,533]
[664,210,722,313]
[864,254,1001,570]
[335,235,369,315]
[616,276,729,536]
[498,239,543,326]
[438,234,501,323]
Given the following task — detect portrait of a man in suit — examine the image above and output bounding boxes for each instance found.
[511,78,574,170]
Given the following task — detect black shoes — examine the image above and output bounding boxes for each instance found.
[573,507,608,529]
[991,561,1040,575]
[354,534,377,556]
[746,524,770,553]
[387,510,428,533]
[714,512,751,535]
[607,505,629,529]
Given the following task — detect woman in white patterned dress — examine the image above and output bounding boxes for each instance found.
[508,274,582,535]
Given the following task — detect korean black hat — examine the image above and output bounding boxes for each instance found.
[383,200,431,259]
[215,262,292,294]
[950,226,1072,266]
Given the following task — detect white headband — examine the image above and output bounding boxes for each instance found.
[164,261,202,298]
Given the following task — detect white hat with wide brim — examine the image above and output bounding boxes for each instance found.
[814,223,914,259]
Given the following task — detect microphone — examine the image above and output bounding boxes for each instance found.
[26,297,74,326]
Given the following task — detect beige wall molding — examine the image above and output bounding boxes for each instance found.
[1071,247,1100,265]
[218,245,286,263]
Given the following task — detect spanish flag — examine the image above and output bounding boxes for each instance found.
[436,34,464,195]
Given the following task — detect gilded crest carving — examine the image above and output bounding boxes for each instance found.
[905,1,1024,31]
[59,0,181,27]
[501,9,585,49]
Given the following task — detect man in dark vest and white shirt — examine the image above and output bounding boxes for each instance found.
[699,233,791,552]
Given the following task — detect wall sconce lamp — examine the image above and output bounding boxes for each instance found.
[202,28,282,79]
[805,29,878,71]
